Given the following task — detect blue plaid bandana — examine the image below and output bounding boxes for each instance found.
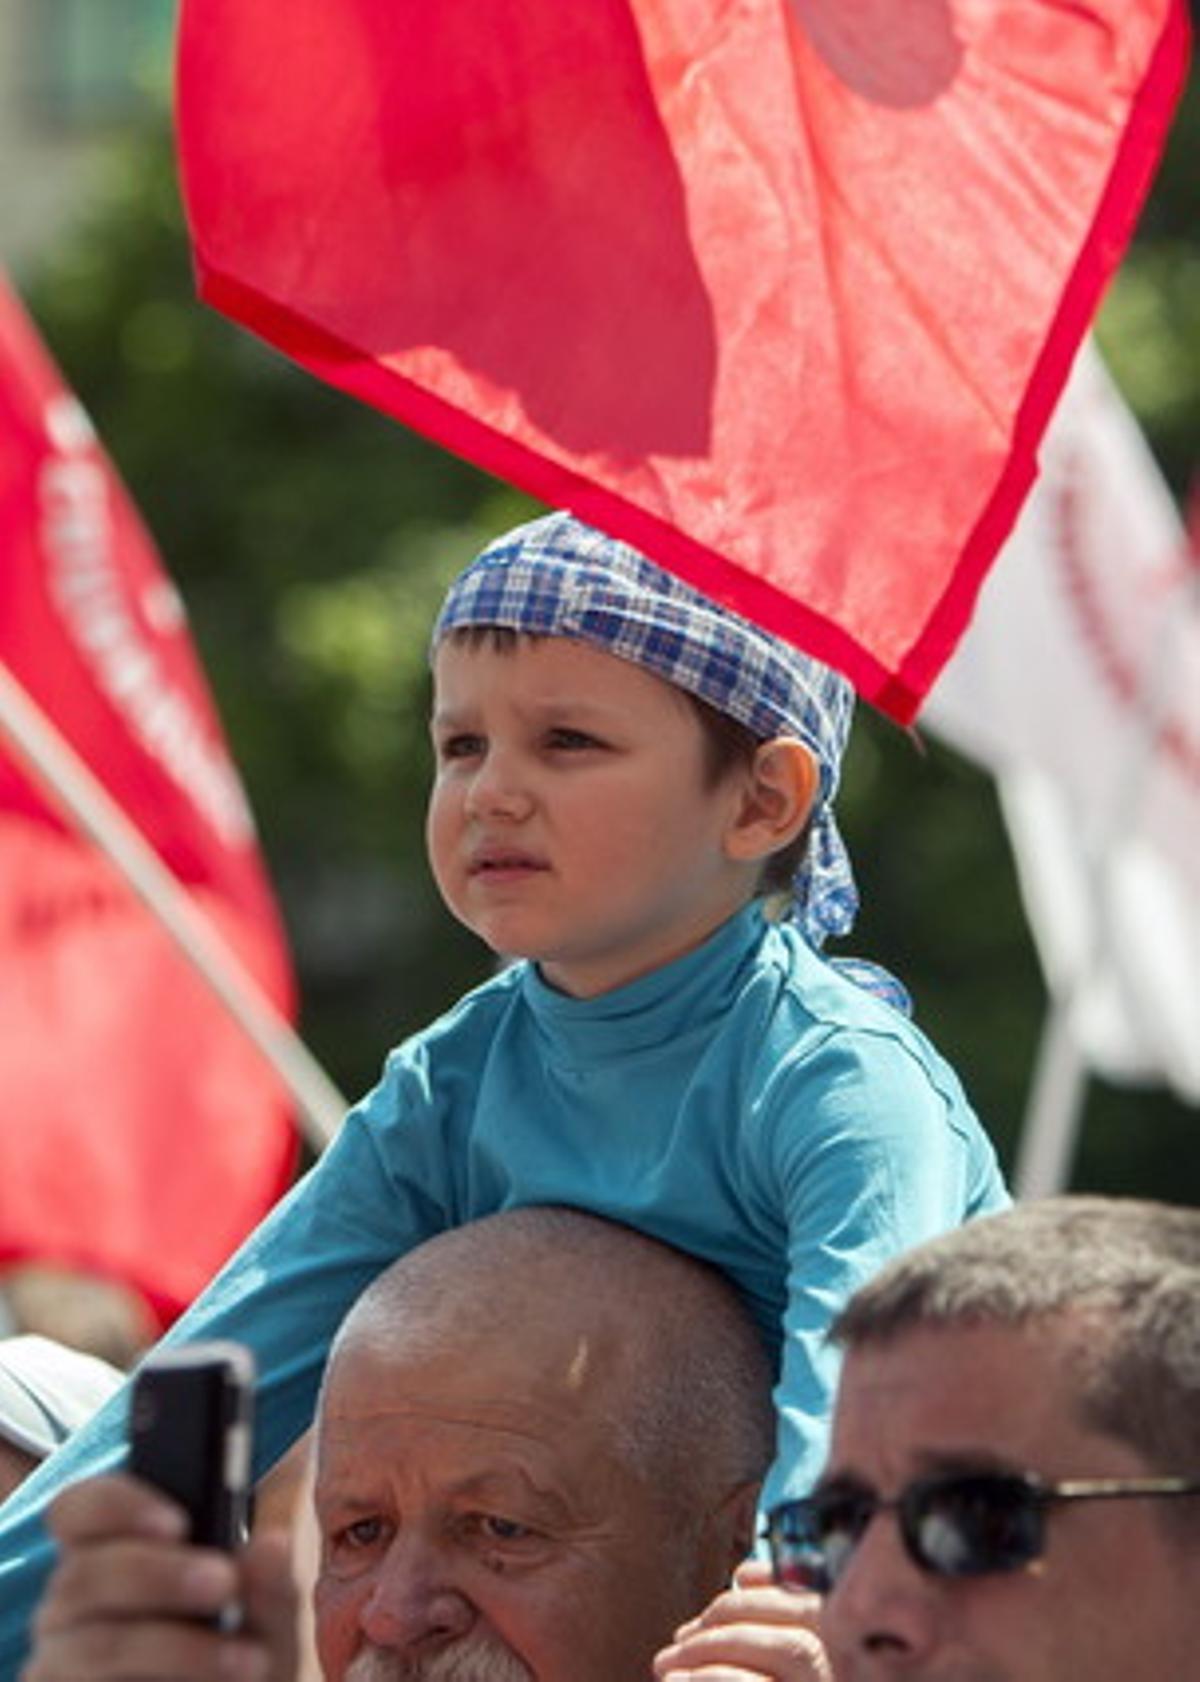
[433,512,907,1008]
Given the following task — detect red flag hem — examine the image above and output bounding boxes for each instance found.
[196,263,903,710]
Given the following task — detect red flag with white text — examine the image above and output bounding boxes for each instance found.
[0,273,297,1325]
[176,0,1188,720]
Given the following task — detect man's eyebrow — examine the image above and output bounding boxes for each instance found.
[314,1489,385,1520]
[817,1447,1026,1492]
[912,1448,1028,1478]
[449,1467,575,1524]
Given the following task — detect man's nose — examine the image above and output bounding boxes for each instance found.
[358,1533,476,1654]
[821,1506,941,1668]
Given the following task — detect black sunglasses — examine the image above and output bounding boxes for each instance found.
[766,1471,1200,1592]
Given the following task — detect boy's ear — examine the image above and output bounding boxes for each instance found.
[724,737,818,863]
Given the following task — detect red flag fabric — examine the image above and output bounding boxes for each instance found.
[176,0,1187,721]
[0,273,297,1326]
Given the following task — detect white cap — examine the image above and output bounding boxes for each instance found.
[0,1335,124,1459]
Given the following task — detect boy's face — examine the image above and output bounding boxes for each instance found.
[427,634,758,996]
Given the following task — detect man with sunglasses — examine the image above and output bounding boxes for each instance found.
[764,1194,1200,1681]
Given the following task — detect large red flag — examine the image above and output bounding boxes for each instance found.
[0,273,297,1326]
[176,0,1187,721]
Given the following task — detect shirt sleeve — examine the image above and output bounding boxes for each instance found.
[0,1045,454,1676]
[758,1025,988,1514]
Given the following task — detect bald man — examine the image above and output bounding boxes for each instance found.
[27,1208,791,1682]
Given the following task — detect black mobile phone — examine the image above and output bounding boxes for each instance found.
[128,1341,256,1552]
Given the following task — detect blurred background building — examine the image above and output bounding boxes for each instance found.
[1,0,174,275]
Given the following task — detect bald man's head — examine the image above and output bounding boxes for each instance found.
[324,1207,773,1512]
[313,1211,775,1682]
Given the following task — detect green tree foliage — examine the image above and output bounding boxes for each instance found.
[23,69,1199,1198]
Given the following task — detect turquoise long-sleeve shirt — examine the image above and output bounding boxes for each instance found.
[0,903,1007,1672]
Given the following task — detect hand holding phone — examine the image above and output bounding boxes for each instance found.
[26,1351,282,1678]
[128,1341,255,1552]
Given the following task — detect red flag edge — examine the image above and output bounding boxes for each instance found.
[896,0,1192,720]
[188,0,1190,724]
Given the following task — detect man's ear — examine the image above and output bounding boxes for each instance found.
[705,1478,764,1577]
[724,737,818,864]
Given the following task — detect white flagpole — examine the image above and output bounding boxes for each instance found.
[1011,949,1090,1200]
[1011,555,1199,1199]
[0,658,345,1151]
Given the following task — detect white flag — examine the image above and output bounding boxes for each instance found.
[923,344,1200,1103]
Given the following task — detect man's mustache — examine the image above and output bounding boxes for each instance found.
[345,1635,534,1682]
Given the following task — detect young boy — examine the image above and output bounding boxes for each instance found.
[0,511,1007,1666]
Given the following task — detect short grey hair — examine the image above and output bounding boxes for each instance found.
[832,1196,1200,1483]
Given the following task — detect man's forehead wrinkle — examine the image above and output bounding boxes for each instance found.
[332,1324,613,1420]
[314,1456,576,1521]
[327,1351,607,1419]
[322,1401,572,1445]
[835,1367,914,1419]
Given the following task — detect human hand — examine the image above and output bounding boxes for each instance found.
[653,1560,833,1682]
[22,1473,299,1682]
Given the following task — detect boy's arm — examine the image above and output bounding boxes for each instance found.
[763,1032,1006,1509]
[0,1060,453,1678]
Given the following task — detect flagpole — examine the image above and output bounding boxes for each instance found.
[0,659,346,1151]
[1011,991,1090,1199]
[1010,548,1199,1199]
